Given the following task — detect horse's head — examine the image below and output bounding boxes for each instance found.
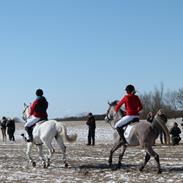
[105,100,125,128]
[22,103,31,121]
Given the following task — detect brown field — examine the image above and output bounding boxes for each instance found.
[0,120,183,183]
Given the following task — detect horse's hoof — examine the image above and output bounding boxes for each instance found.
[32,162,36,167]
[42,162,47,168]
[52,148,55,154]
[117,163,121,169]
[157,169,162,174]
[139,166,143,172]
[108,159,112,167]
[43,164,47,168]
[108,162,112,167]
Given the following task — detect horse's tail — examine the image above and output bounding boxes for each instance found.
[56,122,77,143]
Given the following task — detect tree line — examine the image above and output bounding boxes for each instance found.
[139,84,183,119]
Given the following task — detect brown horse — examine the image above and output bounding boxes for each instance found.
[105,101,170,174]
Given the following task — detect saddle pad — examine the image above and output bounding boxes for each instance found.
[124,122,139,140]
[124,125,133,139]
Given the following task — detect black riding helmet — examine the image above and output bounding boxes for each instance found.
[36,89,43,96]
[125,84,135,94]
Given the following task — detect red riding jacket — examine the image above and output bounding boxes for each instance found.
[115,93,143,115]
[29,97,48,119]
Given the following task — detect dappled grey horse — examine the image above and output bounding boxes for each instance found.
[22,104,77,168]
[105,101,170,174]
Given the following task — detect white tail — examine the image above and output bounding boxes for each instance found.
[56,122,77,143]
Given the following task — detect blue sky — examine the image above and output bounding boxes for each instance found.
[0,0,182,118]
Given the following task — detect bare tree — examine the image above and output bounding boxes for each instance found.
[139,84,183,119]
[164,89,177,110]
[176,88,183,109]
[152,83,164,111]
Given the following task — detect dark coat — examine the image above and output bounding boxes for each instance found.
[86,116,96,129]
[6,119,15,133]
[170,126,181,137]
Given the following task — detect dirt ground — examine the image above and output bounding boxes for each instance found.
[1,120,183,183]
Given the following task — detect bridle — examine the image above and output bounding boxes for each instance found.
[105,105,118,130]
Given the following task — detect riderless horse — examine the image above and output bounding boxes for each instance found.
[105,101,170,174]
[22,103,77,168]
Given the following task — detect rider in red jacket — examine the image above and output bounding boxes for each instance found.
[29,97,48,119]
[115,84,143,144]
[24,89,48,142]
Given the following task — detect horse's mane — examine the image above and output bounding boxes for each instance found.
[110,100,119,106]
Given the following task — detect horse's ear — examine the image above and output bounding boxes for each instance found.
[108,101,111,106]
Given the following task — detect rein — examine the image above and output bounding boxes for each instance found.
[108,120,115,130]
[22,104,30,122]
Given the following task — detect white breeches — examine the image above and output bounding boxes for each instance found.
[115,115,139,128]
[24,116,40,127]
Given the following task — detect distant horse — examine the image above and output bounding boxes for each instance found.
[22,103,77,168]
[105,101,170,173]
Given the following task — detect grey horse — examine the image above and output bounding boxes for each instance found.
[105,101,170,174]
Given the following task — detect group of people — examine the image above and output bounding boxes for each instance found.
[85,84,182,146]
[147,111,182,145]
[85,84,142,146]
[21,85,182,146]
[0,116,15,141]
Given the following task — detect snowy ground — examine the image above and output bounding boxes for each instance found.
[0,119,183,183]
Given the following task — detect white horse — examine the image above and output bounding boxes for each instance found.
[22,103,77,168]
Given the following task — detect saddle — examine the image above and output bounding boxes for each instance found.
[128,118,139,124]
[122,118,139,130]
[23,119,47,142]
[36,119,47,126]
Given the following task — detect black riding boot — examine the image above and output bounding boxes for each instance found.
[25,127,33,142]
[116,127,127,144]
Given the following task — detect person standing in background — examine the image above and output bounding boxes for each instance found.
[86,113,96,146]
[170,122,181,145]
[6,118,15,141]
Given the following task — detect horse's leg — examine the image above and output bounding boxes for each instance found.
[26,142,36,167]
[109,139,123,167]
[117,144,127,168]
[4,129,7,140]
[3,129,6,142]
[139,151,151,172]
[37,145,46,168]
[43,140,53,168]
[146,146,161,174]
[55,135,68,168]
[2,130,4,142]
